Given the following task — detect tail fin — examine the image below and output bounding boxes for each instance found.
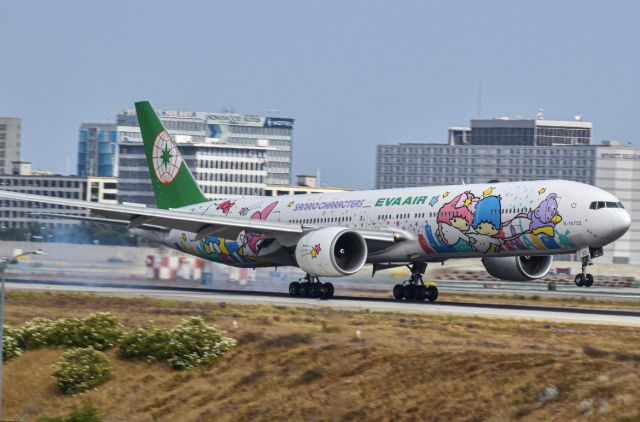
[135,101,207,209]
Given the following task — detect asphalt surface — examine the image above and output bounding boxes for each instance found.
[6,278,640,327]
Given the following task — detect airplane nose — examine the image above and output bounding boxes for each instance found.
[610,210,631,241]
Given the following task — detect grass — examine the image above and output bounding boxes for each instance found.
[4,291,640,421]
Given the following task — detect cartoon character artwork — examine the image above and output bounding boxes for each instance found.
[420,186,572,256]
[436,192,478,248]
[468,195,503,253]
[174,201,279,266]
[527,193,562,237]
[216,200,235,214]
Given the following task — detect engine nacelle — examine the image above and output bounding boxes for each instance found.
[295,227,367,277]
[481,255,553,282]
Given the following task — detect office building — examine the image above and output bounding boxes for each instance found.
[0,117,21,174]
[115,108,294,185]
[375,140,639,264]
[0,161,117,230]
[447,116,592,146]
[265,174,352,196]
[77,123,118,177]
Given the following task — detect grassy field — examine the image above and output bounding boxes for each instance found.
[4,291,640,421]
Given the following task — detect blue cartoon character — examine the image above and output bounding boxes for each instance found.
[468,195,503,253]
[528,193,562,237]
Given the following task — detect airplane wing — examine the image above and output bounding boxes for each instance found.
[0,190,400,244]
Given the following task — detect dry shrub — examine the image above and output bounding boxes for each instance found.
[582,345,610,358]
[262,333,313,349]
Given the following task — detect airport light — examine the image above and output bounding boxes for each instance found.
[0,248,46,421]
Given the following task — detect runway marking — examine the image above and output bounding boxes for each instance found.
[5,279,640,327]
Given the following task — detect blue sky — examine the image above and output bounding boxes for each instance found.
[1,1,638,189]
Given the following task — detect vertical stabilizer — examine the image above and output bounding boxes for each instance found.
[135,101,207,209]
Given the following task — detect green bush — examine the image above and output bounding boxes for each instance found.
[117,317,236,370]
[20,313,123,351]
[117,327,172,363]
[37,402,104,422]
[165,317,236,370]
[3,326,24,361]
[55,313,123,350]
[21,317,57,348]
[52,347,113,395]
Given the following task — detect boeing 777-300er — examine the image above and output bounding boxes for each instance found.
[0,102,631,301]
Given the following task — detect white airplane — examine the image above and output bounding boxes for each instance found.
[0,102,630,301]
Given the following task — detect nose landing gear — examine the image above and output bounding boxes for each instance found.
[574,255,594,287]
[289,274,334,299]
[393,263,438,302]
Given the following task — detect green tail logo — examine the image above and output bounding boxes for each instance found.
[135,101,208,209]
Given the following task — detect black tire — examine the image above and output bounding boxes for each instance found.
[414,285,427,301]
[289,281,300,297]
[299,282,310,297]
[321,282,334,299]
[393,284,404,300]
[574,274,585,287]
[584,274,594,288]
[426,286,438,302]
[309,282,321,298]
[403,284,414,300]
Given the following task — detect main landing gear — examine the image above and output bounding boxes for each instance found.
[574,255,594,288]
[289,274,334,299]
[393,263,438,302]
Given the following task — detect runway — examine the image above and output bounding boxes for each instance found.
[5,279,640,327]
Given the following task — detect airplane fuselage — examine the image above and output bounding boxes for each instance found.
[149,180,630,270]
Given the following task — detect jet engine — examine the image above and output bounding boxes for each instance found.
[481,255,553,281]
[295,227,368,277]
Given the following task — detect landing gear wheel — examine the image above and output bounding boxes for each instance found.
[403,285,414,301]
[414,285,427,301]
[584,274,594,288]
[574,274,584,287]
[309,282,322,298]
[320,282,334,299]
[299,282,310,297]
[289,282,300,297]
[426,286,439,302]
[393,284,404,300]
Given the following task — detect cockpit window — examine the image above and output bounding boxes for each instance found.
[590,201,624,210]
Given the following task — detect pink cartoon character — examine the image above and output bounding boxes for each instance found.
[243,201,278,254]
[436,192,478,247]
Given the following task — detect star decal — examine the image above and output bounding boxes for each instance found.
[160,143,173,168]
[538,187,546,195]
[310,244,321,258]
[483,187,495,197]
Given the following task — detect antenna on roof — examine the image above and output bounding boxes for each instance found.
[536,108,544,120]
